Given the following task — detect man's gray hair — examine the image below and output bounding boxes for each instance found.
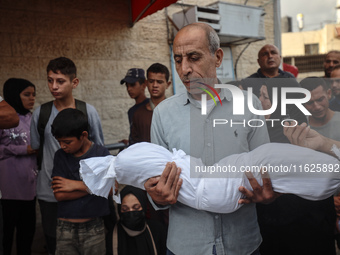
[208,29,220,55]
[182,23,220,55]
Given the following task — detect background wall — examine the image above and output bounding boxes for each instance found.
[0,0,275,145]
[282,23,340,56]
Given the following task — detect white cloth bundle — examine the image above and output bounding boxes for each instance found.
[79,142,340,214]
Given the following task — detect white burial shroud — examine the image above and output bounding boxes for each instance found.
[79,142,340,214]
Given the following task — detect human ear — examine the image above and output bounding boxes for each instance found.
[81,131,89,139]
[72,78,79,89]
[215,48,224,68]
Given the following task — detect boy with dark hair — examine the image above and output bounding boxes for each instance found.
[130,63,171,144]
[147,62,170,82]
[47,57,77,80]
[130,63,171,228]
[51,108,109,255]
[119,68,149,146]
[30,56,104,254]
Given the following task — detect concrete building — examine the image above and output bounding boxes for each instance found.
[0,0,277,146]
[282,23,340,56]
[282,23,340,78]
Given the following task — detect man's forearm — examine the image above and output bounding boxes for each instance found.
[318,135,340,159]
[51,177,89,195]
[0,100,19,129]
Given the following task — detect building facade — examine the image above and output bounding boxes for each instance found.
[0,0,276,146]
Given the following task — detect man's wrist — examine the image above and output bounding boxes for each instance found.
[318,135,332,153]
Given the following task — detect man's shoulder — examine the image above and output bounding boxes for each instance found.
[243,68,263,79]
[241,71,263,90]
[157,93,186,109]
[133,103,148,114]
[278,69,295,78]
[246,72,261,79]
[128,98,150,111]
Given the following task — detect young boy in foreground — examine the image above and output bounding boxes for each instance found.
[30,57,104,254]
[51,108,109,255]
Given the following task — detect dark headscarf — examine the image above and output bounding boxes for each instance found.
[3,78,35,115]
[118,185,148,216]
[117,186,157,255]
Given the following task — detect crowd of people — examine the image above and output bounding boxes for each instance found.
[0,22,340,255]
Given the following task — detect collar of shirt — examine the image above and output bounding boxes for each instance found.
[256,68,292,78]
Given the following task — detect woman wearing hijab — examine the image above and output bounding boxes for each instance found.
[0,78,37,255]
[114,186,167,255]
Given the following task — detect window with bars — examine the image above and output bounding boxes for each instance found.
[283,54,326,73]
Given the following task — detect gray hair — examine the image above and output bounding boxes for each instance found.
[208,29,220,55]
[183,23,220,55]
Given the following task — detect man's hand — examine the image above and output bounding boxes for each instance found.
[284,122,340,159]
[283,122,322,150]
[238,170,280,204]
[144,162,183,206]
[51,176,86,193]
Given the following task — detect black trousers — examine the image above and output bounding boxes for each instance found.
[38,199,57,255]
[1,198,36,255]
[257,195,336,255]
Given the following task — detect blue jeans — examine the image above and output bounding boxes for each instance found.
[166,246,261,255]
[56,218,106,255]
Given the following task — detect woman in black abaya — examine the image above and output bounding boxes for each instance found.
[113,186,166,255]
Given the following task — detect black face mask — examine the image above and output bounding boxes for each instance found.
[120,210,146,231]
